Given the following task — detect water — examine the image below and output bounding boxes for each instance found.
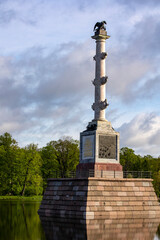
[0,200,160,240]
[0,200,46,240]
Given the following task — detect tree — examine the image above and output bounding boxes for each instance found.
[153,170,160,198]
[120,147,138,171]
[50,137,79,177]
[20,144,42,196]
[0,145,8,195]
[0,132,18,149]
[40,142,58,190]
[41,137,79,181]
[0,133,19,195]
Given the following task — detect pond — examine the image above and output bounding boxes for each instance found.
[0,200,160,240]
[0,200,46,240]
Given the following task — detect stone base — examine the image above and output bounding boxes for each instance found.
[77,163,123,171]
[76,163,123,178]
[38,178,160,220]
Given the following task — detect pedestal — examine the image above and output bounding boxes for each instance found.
[76,120,123,178]
[38,178,160,220]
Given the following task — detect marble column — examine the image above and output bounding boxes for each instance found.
[77,23,122,177]
[92,30,110,121]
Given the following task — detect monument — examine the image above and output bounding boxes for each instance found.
[76,21,122,178]
[38,22,160,221]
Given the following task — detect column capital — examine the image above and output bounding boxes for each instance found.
[92,29,110,41]
[91,34,110,40]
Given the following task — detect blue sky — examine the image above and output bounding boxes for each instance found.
[0,0,160,156]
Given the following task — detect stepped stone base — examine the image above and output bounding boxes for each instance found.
[38,178,160,219]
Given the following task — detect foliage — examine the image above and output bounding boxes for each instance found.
[120,147,142,171]
[0,199,45,240]
[1,132,160,197]
[0,133,43,196]
[40,137,79,188]
[0,133,79,196]
[120,147,160,197]
[19,144,43,196]
[0,133,19,195]
[49,137,79,175]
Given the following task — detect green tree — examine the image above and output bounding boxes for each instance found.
[41,137,79,181]
[51,137,79,177]
[0,133,19,195]
[20,144,42,196]
[0,132,18,149]
[120,147,138,171]
[0,145,8,195]
[153,170,160,198]
[40,142,58,190]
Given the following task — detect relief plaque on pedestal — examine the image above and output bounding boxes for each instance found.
[99,135,117,160]
[82,135,94,160]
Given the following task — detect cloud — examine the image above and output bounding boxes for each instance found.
[107,14,160,104]
[0,56,12,79]
[118,113,160,157]
[108,57,150,101]
[117,0,160,7]
[133,74,160,100]
[0,9,16,24]
[0,41,94,146]
[0,0,159,156]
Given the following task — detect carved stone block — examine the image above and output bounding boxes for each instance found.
[99,135,117,159]
[82,135,94,160]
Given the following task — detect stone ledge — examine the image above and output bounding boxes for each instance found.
[47,178,153,182]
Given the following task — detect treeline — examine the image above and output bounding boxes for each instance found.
[0,132,160,197]
[0,133,79,196]
[120,147,160,197]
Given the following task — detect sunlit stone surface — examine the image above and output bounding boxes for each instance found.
[38,178,160,219]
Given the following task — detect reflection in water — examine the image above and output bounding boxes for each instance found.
[40,216,160,240]
[0,199,160,240]
[0,200,46,240]
[156,225,160,239]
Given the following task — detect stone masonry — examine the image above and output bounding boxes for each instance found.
[38,178,160,220]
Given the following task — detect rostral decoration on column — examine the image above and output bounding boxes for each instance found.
[91,21,110,121]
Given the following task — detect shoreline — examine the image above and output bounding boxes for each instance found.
[0,196,43,201]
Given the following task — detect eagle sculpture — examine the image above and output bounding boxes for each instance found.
[94,21,107,32]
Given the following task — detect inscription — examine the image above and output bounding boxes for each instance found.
[82,135,94,159]
[99,135,117,159]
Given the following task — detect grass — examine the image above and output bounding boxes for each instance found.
[0,195,43,201]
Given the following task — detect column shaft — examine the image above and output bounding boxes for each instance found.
[94,39,106,120]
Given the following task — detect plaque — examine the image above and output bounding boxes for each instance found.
[82,135,94,159]
[99,135,117,159]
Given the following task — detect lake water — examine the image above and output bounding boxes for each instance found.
[0,200,160,240]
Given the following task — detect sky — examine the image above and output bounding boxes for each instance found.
[0,0,160,157]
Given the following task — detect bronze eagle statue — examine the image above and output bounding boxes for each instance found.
[94,21,107,32]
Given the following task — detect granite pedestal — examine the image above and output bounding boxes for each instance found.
[38,178,160,220]
[76,120,123,178]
